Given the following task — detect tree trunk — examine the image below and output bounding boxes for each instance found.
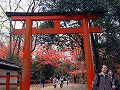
[91,33,100,73]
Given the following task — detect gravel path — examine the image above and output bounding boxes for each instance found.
[30,82,87,90]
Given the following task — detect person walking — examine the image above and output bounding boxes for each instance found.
[53,77,57,88]
[92,65,113,90]
[108,70,120,90]
[59,76,64,88]
[66,76,69,85]
[41,77,45,87]
[74,75,77,84]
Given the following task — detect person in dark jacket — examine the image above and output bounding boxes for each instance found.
[41,77,45,87]
[92,65,113,90]
[74,75,77,84]
[108,70,120,90]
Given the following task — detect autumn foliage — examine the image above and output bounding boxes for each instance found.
[0,40,23,59]
[0,40,86,76]
[0,45,9,59]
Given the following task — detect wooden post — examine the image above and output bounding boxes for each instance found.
[21,19,32,90]
[6,72,10,90]
[82,18,95,90]
[19,73,22,90]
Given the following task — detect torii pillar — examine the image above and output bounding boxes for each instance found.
[6,12,103,90]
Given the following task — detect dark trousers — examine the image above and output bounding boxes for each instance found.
[60,84,63,88]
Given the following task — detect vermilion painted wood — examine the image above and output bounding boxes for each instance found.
[82,18,95,90]
[0,75,7,78]
[11,15,100,21]
[9,14,102,90]
[6,75,10,90]
[21,19,32,90]
[12,26,102,34]
[0,83,6,85]
[9,75,21,77]
[0,75,22,90]
[19,75,22,90]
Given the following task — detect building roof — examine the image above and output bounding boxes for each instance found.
[6,11,107,17]
[0,58,21,71]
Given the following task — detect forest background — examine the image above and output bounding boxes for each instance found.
[0,0,120,81]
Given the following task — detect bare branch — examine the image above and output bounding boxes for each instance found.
[14,0,22,12]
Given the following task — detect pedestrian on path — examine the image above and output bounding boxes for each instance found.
[74,75,77,84]
[41,76,45,88]
[66,76,69,85]
[53,77,57,88]
[59,76,64,88]
[92,65,113,90]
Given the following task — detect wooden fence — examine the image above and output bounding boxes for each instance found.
[0,74,21,90]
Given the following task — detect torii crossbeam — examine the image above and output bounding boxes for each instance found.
[6,12,104,90]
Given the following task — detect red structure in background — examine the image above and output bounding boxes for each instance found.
[0,75,22,90]
[6,12,103,90]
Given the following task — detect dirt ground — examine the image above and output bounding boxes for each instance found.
[30,82,87,90]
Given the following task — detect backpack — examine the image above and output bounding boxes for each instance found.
[96,74,100,87]
[92,74,100,90]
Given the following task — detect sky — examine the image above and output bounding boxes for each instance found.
[0,0,31,45]
[0,0,32,33]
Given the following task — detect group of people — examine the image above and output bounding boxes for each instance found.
[53,76,64,89]
[92,65,120,90]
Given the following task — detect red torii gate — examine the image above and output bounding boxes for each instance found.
[6,12,103,90]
